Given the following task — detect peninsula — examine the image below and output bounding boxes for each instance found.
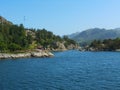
[0,16,77,59]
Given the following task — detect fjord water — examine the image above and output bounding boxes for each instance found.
[0,50,120,90]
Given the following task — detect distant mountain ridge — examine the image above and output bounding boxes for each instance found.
[68,28,120,45]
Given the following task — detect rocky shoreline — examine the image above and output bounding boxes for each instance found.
[79,46,120,52]
[0,50,54,59]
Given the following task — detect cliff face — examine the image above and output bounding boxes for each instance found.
[67,44,79,50]
[49,42,79,51]
[55,42,67,51]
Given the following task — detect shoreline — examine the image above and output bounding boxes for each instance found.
[0,50,54,59]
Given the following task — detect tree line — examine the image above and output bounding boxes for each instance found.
[90,38,120,51]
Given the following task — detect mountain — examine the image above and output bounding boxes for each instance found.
[68,32,80,38]
[69,28,120,45]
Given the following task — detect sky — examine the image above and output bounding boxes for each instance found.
[0,0,120,35]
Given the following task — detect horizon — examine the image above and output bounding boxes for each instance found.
[1,0,120,35]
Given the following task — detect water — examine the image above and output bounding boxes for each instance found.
[0,50,120,90]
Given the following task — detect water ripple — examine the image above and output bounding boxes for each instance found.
[0,50,120,90]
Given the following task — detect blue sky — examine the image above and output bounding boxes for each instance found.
[0,0,120,35]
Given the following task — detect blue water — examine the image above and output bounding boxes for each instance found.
[0,50,120,90]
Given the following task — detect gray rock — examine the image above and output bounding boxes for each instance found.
[0,50,54,59]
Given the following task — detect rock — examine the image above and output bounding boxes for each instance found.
[31,50,54,57]
[116,49,120,52]
[0,50,54,59]
[67,44,79,50]
[56,42,67,51]
[46,52,54,57]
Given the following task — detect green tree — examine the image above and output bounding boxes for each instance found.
[8,43,22,52]
[0,42,7,52]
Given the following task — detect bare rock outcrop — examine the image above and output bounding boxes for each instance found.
[0,50,54,59]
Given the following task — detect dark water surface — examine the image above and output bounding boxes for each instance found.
[0,50,120,90]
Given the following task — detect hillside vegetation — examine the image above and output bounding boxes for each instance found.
[89,38,120,51]
[0,16,77,52]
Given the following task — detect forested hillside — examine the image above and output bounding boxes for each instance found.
[0,16,77,52]
[89,38,120,51]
